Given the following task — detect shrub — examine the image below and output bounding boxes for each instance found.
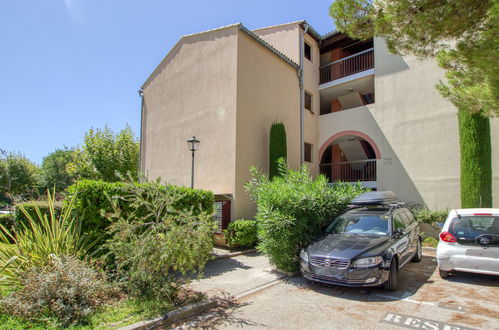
[0,256,113,327]
[412,208,449,225]
[423,237,438,248]
[0,190,94,288]
[14,200,63,227]
[269,122,287,179]
[224,220,258,249]
[105,180,215,302]
[66,179,214,245]
[246,160,366,272]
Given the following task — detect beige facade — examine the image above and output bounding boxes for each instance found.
[141,21,499,226]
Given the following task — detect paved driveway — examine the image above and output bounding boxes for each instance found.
[180,252,499,329]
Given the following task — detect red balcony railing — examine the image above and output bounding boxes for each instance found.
[320,159,376,183]
[320,48,374,84]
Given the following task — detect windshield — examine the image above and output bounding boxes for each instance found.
[449,215,499,246]
[325,209,389,236]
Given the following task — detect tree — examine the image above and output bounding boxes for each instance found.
[269,122,287,179]
[0,150,39,202]
[329,0,496,207]
[67,125,139,182]
[40,148,75,192]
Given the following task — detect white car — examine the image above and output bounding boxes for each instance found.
[436,209,499,278]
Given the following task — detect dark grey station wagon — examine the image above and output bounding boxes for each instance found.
[300,191,422,291]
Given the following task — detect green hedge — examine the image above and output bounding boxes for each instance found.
[66,180,215,241]
[224,220,258,249]
[458,109,492,208]
[412,209,448,225]
[14,201,63,226]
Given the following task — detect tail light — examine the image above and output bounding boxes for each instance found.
[440,231,457,243]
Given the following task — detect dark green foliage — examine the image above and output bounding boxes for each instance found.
[412,209,449,225]
[0,256,114,327]
[105,181,215,302]
[40,148,75,192]
[14,201,63,227]
[66,180,215,246]
[458,109,492,207]
[0,214,14,230]
[246,160,366,272]
[269,122,287,179]
[224,220,258,249]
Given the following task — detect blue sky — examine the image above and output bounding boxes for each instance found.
[0,0,336,164]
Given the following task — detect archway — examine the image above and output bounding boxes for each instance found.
[319,131,380,187]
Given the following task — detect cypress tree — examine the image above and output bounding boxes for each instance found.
[269,122,287,179]
[458,109,492,208]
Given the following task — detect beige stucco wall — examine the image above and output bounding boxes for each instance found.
[141,26,239,195]
[234,31,300,220]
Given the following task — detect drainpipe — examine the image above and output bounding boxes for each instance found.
[299,23,309,165]
[138,88,144,176]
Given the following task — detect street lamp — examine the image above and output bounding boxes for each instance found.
[187,136,200,188]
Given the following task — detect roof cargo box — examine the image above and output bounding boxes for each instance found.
[351,191,398,205]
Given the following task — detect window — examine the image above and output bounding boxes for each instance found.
[304,42,311,61]
[305,91,313,113]
[304,143,312,162]
[392,212,407,232]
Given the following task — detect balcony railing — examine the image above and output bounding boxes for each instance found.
[320,48,374,84]
[320,159,376,183]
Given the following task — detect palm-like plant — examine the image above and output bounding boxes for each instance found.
[0,190,94,288]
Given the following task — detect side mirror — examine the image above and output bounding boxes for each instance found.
[393,228,404,237]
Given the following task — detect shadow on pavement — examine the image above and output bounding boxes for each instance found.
[287,255,438,302]
[201,258,252,279]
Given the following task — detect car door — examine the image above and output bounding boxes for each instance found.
[402,209,419,257]
[392,211,412,266]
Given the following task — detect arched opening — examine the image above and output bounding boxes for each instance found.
[319,132,379,188]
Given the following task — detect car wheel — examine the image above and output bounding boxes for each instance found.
[412,239,422,262]
[384,259,398,291]
[439,269,449,278]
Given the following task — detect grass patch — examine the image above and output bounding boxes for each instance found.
[422,237,438,248]
[0,290,205,329]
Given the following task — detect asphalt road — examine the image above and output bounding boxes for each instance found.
[176,253,499,329]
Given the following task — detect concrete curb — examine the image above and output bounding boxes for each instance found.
[422,247,436,251]
[212,248,258,260]
[118,299,218,330]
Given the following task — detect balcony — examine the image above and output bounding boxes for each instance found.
[319,48,374,85]
[320,159,376,186]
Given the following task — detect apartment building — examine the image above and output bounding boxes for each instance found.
[139,21,499,231]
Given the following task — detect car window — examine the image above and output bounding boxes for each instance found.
[402,210,415,227]
[325,209,389,236]
[449,216,499,246]
[392,212,406,232]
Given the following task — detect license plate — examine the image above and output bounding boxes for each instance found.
[315,267,340,277]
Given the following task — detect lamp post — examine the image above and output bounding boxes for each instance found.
[187,136,200,188]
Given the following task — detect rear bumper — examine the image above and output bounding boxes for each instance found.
[300,260,390,287]
[437,243,499,275]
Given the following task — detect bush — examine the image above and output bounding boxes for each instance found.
[105,180,215,302]
[0,256,114,327]
[0,191,94,288]
[246,160,366,272]
[423,237,438,248]
[224,220,258,249]
[413,208,449,225]
[14,200,63,227]
[66,179,214,245]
